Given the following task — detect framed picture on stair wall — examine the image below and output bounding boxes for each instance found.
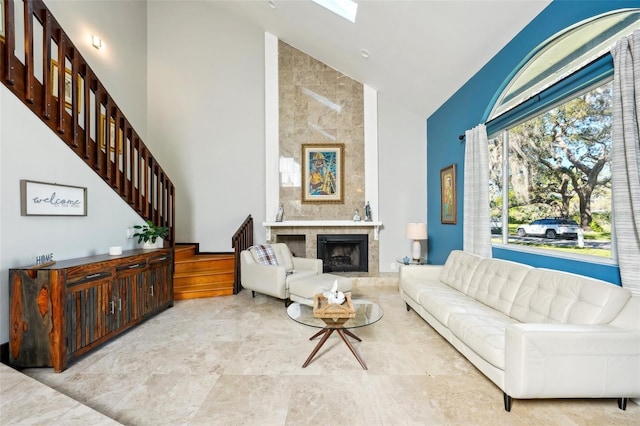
[99,114,123,154]
[0,2,4,41]
[51,60,82,109]
[301,143,344,204]
[20,180,87,216]
[51,60,72,108]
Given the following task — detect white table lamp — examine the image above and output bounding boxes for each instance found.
[406,223,427,261]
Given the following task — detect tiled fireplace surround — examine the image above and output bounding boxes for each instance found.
[270,42,380,272]
[264,222,381,273]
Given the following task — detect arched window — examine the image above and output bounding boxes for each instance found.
[486,9,640,261]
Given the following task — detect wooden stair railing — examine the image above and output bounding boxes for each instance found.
[231,215,253,294]
[0,0,175,243]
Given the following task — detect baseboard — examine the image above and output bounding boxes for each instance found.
[0,341,9,365]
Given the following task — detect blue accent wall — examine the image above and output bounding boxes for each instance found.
[426,0,639,284]
[493,246,622,285]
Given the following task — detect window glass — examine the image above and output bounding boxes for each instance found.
[490,9,640,120]
[490,82,613,258]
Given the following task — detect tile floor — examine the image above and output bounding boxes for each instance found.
[3,284,638,425]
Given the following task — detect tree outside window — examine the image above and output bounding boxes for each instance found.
[490,81,613,258]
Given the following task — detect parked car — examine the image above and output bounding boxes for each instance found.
[490,218,502,234]
[516,218,580,239]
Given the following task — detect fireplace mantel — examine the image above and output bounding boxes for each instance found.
[263,221,383,240]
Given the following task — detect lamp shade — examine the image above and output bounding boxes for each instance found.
[406,223,427,240]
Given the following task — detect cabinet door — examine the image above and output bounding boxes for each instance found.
[144,253,173,315]
[9,269,60,368]
[114,261,146,326]
[65,276,114,357]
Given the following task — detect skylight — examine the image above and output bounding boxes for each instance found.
[311,0,358,23]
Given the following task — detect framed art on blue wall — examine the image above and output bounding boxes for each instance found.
[301,143,344,203]
[440,164,456,224]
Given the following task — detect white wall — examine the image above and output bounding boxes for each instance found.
[147,1,266,251]
[44,0,148,139]
[0,87,150,344]
[0,1,429,347]
[147,1,427,263]
[0,0,150,345]
[378,92,428,271]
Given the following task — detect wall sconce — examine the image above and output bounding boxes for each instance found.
[91,35,102,50]
[406,222,427,261]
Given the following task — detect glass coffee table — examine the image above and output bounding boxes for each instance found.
[287,299,383,370]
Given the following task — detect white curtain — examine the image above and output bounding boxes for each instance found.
[611,30,640,296]
[463,124,492,258]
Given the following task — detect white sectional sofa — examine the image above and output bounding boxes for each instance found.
[399,250,640,411]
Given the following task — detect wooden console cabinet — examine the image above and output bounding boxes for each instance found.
[9,249,173,372]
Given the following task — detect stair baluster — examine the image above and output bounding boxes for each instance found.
[0,0,175,244]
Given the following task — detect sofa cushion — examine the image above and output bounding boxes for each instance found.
[439,250,483,294]
[418,284,505,328]
[510,268,632,324]
[288,273,352,300]
[286,269,323,290]
[401,275,441,304]
[272,244,295,271]
[448,312,518,370]
[465,258,532,316]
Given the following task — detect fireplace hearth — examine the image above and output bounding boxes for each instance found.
[317,234,368,273]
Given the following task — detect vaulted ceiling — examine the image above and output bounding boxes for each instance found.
[213,0,552,118]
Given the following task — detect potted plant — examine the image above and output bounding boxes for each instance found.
[133,220,169,249]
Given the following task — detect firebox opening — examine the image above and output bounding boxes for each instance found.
[317,234,368,273]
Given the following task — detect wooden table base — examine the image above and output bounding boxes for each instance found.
[302,328,367,369]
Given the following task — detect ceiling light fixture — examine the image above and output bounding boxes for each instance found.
[91,35,102,50]
[360,49,370,59]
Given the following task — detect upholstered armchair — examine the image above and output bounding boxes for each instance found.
[240,243,323,305]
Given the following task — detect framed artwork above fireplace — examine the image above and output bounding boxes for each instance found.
[301,143,344,203]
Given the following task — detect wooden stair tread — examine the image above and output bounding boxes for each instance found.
[173,245,236,300]
[174,288,233,300]
[175,255,233,263]
[173,269,235,278]
[174,245,197,260]
[174,280,233,290]
[174,273,234,286]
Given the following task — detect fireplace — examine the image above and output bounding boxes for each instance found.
[317,234,368,273]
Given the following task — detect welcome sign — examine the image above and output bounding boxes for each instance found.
[20,180,87,216]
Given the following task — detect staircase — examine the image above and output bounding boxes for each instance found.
[1,2,250,300]
[173,245,235,300]
[1,0,175,243]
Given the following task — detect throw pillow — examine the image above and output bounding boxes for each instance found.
[250,245,279,266]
